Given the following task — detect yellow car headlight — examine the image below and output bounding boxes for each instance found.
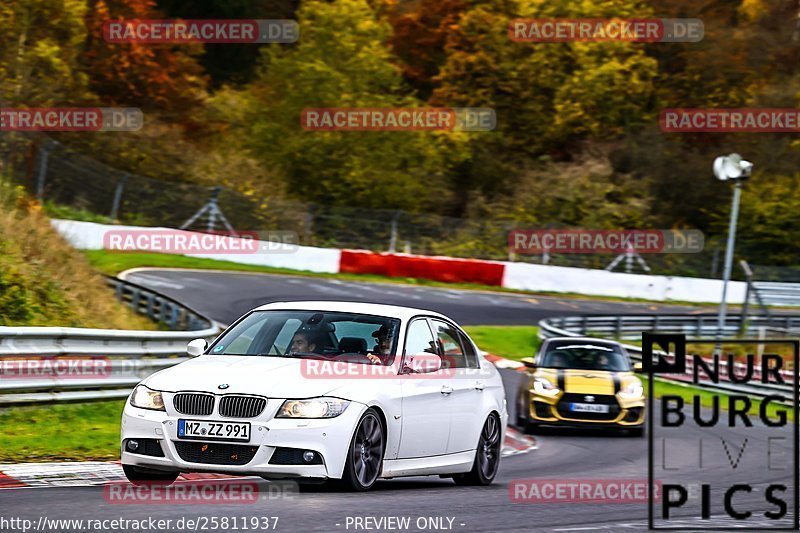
[619,380,644,399]
[532,377,560,397]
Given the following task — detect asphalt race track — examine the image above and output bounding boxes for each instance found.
[121,268,706,326]
[1,270,791,532]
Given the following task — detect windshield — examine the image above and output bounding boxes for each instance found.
[208,310,401,366]
[541,343,630,372]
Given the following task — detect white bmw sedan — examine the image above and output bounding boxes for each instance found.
[120,301,508,491]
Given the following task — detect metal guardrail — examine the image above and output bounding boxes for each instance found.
[105,276,213,331]
[538,314,798,401]
[751,282,800,306]
[540,313,800,340]
[0,278,220,406]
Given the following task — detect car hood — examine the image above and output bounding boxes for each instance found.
[535,368,638,395]
[143,355,360,399]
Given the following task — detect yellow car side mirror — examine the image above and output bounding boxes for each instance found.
[520,357,537,370]
[633,362,643,373]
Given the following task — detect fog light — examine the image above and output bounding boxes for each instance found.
[127,439,139,452]
[302,451,316,463]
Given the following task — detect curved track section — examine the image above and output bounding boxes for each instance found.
[120,268,703,326]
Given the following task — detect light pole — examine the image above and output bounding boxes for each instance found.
[713,154,753,338]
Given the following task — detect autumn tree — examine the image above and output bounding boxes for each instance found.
[82,0,207,117]
[0,0,91,106]
[388,0,468,99]
[232,0,469,211]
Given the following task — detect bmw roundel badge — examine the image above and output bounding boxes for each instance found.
[218,383,229,390]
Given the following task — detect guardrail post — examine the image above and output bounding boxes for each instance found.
[615,316,622,338]
[145,293,154,319]
[697,316,703,336]
[740,260,753,335]
[581,316,588,335]
[131,288,141,314]
[169,305,180,330]
[161,300,171,324]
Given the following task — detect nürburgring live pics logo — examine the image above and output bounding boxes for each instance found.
[644,333,799,530]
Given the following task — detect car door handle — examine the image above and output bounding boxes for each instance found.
[440,385,453,396]
[474,381,485,391]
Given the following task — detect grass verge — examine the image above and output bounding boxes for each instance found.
[0,401,123,462]
[464,325,540,361]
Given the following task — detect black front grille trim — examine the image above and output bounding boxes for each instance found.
[173,393,215,416]
[269,447,323,465]
[124,438,165,457]
[556,393,621,421]
[219,395,267,418]
[173,441,259,465]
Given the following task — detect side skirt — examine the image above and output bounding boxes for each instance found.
[380,450,475,479]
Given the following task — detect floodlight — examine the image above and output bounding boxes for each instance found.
[713,153,753,181]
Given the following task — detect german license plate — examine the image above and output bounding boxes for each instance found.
[570,403,609,413]
[178,419,250,442]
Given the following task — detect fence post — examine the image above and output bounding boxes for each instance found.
[739,260,753,335]
[35,143,50,200]
[388,211,400,253]
[110,173,128,220]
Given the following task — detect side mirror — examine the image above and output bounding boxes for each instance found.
[633,362,643,373]
[187,338,208,357]
[520,357,537,370]
[406,353,442,374]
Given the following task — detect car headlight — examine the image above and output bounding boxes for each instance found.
[532,377,560,397]
[619,380,644,399]
[130,385,165,411]
[277,398,350,419]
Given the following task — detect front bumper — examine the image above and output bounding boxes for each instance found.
[120,399,366,480]
[528,391,645,428]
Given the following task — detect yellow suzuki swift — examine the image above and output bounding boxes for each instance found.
[517,337,645,436]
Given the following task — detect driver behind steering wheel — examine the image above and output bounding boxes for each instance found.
[289,329,318,355]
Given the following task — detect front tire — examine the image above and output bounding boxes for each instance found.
[339,409,385,491]
[122,465,179,486]
[454,413,502,486]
